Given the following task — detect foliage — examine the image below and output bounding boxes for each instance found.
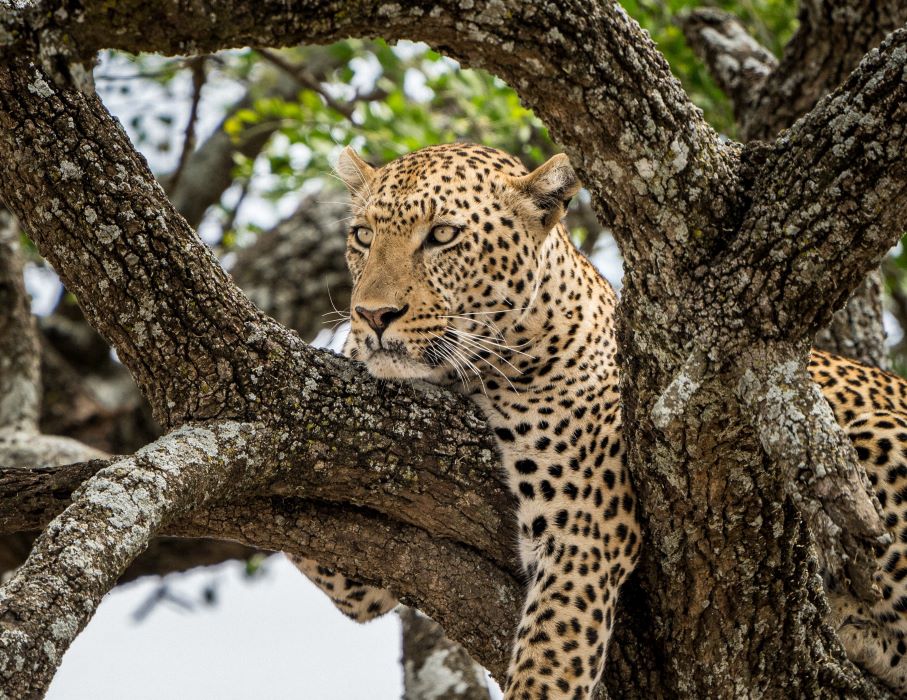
[222,40,554,202]
[621,0,799,136]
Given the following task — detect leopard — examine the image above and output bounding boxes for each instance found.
[288,143,907,697]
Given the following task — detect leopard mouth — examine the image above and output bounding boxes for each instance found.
[356,331,457,381]
[362,345,433,380]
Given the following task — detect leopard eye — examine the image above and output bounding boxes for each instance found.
[352,226,374,248]
[427,224,462,247]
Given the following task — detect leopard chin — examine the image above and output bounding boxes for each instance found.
[363,349,435,380]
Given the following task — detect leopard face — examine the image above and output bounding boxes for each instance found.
[338,143,579,384]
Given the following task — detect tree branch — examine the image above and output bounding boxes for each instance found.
[0,211,40,429]
[675,7,778,124]
[166,55,207,193]
[0,2,742,430]
[0,420,265,697]
[257,48,354,119]
[60,0,741,262]
[744,0,907,142]
[718,27,907,343]
[0,428,522,684]
[399,607,492,700]
[735,341,887,600]
[679,3,905,369]
[813,269,889,368]
[0,54,282,428]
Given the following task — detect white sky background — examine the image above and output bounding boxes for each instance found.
[48,557,406,699]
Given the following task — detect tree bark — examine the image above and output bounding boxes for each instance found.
[399,608,491,700]
[678,0,907,370]
[1,2,906,698]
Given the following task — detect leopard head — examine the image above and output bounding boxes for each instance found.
[337,143,580,383]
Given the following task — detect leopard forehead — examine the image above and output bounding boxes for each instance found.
[349,143,529,225]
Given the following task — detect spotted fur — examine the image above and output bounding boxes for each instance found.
[809,352,907,691]
[290,144,907,696]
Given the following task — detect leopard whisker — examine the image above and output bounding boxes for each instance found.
[452,335,523,394]
[445,326,537,359]
[428,331,486,396]
[422,331,470,392]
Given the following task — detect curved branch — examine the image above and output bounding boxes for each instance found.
[0,420,265,697]
[63,0,740,258]
[0,55,282,428]
[0,2,740,433]
[0,426,521,681]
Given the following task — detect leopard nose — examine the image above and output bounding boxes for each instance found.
[355,304,409,339]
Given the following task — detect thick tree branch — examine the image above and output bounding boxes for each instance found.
[680,3,906,369]
[735,341,886,599]
[1,2,742,430]
[0,427,521,683]
[744,0,907,142]
[642,28,907,583]
[0,54,284,428]
[0,363,514,567]
[720,28,907,343]
[62,0,742,261]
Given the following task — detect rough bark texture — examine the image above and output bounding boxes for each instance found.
[743,0,907,143]
[399,607,491,700]
[0,1,906,698]
[0,421,264,696]
[679,0,907,369]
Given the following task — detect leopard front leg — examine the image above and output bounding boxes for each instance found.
[503,475,640,699]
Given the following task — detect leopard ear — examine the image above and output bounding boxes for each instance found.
[336,146,376,196]
[509,154,581,231]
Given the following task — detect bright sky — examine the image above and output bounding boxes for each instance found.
[47,556,406,699]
